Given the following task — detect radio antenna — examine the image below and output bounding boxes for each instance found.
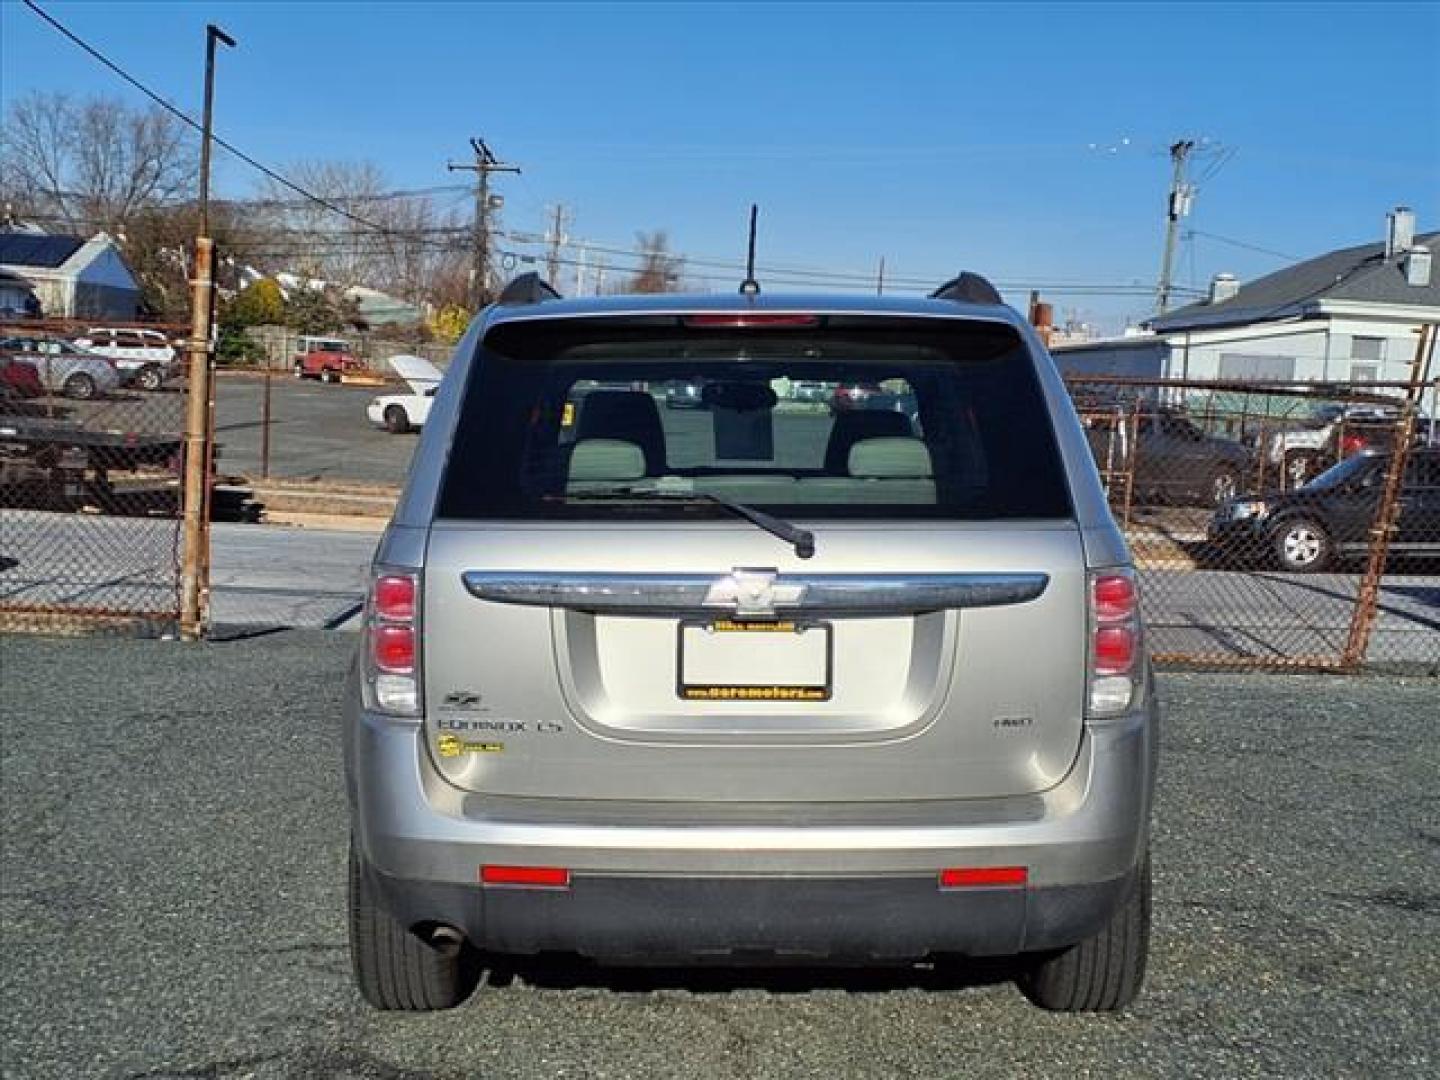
[739,204,760,295]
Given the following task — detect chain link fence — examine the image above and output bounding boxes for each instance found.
[1067,370,1440,671]
[5,312,1436,674]
[1,319,189,634]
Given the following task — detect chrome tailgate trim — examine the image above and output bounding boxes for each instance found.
[461,570,1048,617]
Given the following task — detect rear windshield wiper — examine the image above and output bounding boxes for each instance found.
[558,487,816,560]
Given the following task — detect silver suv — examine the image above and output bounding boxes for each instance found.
[345,272,1158,1012]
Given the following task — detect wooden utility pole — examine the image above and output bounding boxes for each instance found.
[179,23,235,641]
[448,138,520,309]
[1156,139,1194,315]
[546,204,569,287]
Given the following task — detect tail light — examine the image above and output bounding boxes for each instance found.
[1339,433,1367,457]
[1088,569,1141,716]
[363,569,421,716]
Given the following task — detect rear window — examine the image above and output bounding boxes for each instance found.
[437,316,1072,521]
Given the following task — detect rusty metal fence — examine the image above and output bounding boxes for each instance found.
[1067,328,1439,670]
[1,319,191,634]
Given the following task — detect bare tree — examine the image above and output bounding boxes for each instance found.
[627,230,685,293]
[0,92,196,234]
[247,160,472,314]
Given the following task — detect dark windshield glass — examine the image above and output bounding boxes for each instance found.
[437,317,1073,521]
[1303,454,1378,490]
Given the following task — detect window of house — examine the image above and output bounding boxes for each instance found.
[1217,353,1296,381]
[1350,336,1384,382]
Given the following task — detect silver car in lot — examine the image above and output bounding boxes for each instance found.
[345,273,1158,1012]
[0,335,123,400]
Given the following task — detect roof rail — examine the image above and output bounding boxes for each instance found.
[497,272,562,305]
[930,272,1003,306]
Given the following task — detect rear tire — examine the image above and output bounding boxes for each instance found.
[63,372,97,400]
[136,365,164,391]
[348,839,478,1011]
[1018,853,1151,1012]
[322,368,339,384]
[293,361,305,379]
[383,404,411,434]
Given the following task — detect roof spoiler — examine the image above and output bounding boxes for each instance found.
[930,272,1003,306]
[497,272,562,305]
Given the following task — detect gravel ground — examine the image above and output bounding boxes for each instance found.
[1,632,1436,1079]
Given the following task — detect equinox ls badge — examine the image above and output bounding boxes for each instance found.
[702,569,807,618]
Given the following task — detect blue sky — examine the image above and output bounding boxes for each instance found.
[3,1,1437,330]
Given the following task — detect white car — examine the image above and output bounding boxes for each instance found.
[366,354,443,433]
[72,328,179,391]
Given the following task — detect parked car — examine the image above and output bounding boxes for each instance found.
[663,377,707,409]
[365,355,442,434]
[828,381,882,412]
[790,379,832,404]
[0,336,122,400]
[1081,405,1252,507]
[71,328,180,391]
[293,335,364,383]
[0,354,46,399]
[1265,403,1413,489]
[345,274,1157,1013]
[1209,448,1440,572]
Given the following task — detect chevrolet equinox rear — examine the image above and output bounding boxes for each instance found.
[344,272,1158,1012]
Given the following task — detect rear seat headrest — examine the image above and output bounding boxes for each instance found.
[568,438,646,483]
[848,437,933,479]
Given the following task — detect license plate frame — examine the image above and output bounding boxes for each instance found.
[676,619,833,702]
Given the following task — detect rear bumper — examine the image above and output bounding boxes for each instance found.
[345,680,1157,959]
[358,858,1137,960]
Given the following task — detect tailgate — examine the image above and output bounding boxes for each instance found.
[421,521,1087,802]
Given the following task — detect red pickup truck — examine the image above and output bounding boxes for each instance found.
[292,336,364,383]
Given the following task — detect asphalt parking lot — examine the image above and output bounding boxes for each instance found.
[214,375,418,486]
[2,632,1436,1078]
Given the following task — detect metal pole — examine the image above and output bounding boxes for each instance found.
[179,23,235,642]
[1341,323,1436,667]
[260,364,272,479]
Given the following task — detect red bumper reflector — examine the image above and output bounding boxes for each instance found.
[939,866,1028,888]
[480,865,571,888]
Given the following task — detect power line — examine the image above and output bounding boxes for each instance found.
[20,0,403,237]
[1185,228,1300,263]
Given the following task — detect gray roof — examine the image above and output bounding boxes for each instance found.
[0,232,86,269]
[1152,230,1440,332]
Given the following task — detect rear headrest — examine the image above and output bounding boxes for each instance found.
[575,390,665,475]
[848,437,932,479]
[568,438,646,483]
[824,409,913,473]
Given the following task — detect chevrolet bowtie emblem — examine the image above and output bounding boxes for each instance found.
[702,569,807,618]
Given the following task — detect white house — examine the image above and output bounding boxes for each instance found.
[0,231,141,319]
[1054,207,1439,394]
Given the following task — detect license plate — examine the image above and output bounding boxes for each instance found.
[677,620,832,702]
